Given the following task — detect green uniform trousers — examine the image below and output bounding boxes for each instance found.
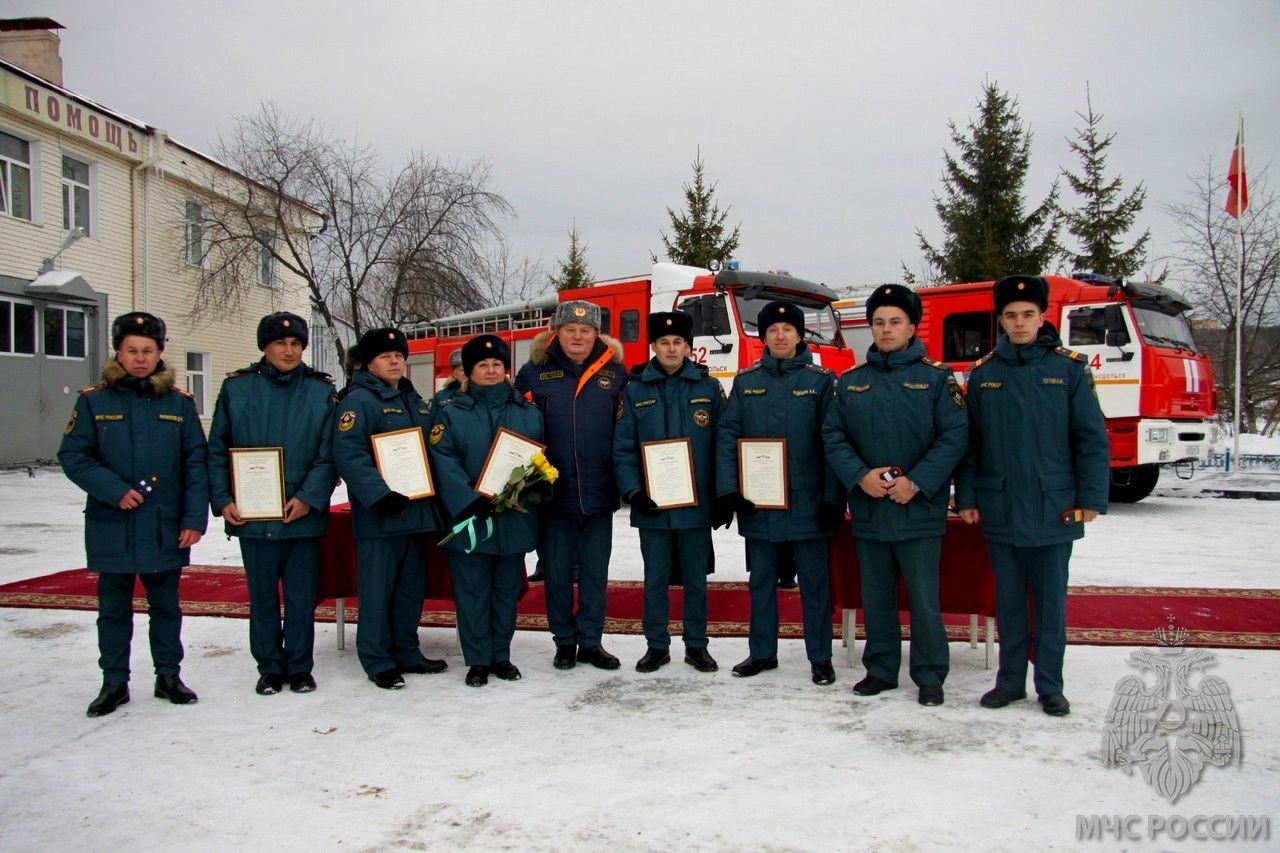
[240,538,321,677]
[988,541,1072,696]
[854,536,948,687]
[96,569,183,683]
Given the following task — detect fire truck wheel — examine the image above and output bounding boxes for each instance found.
[1108,465,1159,503]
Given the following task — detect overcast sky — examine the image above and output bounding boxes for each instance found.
[8,0,1278,291]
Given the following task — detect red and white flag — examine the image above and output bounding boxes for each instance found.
[1226,120,1249,219]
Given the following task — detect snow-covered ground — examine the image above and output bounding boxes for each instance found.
[0,462,1277,851]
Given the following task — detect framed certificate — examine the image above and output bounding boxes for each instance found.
[738,438,789,510]
[640,438,697,509]
[476,428,547,498]
[230,447,286,520]
[371,427,435,499]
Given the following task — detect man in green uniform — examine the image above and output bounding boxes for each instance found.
[613,311,724,674]
[333,327,447,689]
[207,312,337,695]
[59,312,208,717]
[823,285,968,706]
[715,300,844,686]
[956,275,1109,717]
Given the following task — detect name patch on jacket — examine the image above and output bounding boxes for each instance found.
[382,407,403,414]
[539,370,565,381]
[902,383,929,391]
[633,399,656,409]
[1037,377,1067,386]
[743,388,767,396]
[689,397,712,404]
[157,413,184,423]
[94,414,124,421]
[846,383,870,393]
[792,389,817,397]
[978,381,1003,389]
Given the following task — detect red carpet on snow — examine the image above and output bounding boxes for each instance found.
[0,566,1277,649]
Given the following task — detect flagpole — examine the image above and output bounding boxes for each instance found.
[1232,111,1244,469]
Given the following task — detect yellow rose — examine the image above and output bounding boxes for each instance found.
[543,463,559,483]
[532,451,547,467]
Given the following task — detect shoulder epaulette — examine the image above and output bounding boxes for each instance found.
[1055,345,1088,363]
[921,356,951,371]
[805,363,833,375]
[971,351,996,369]
[739,361,763,375]
[174,387,195,399]
[305,369,335,383]
[79,382,106,395]
[225,370,252,379]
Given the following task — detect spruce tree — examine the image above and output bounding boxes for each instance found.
[549,222,592,292]
[657,147,741,269]
[911,81,1060,283]
[1061,87,1151,278]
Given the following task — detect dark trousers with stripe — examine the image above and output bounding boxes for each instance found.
[240,537,321,676]
[854,536,948,687]
[987,541,1072,696]
[96,569,183,683]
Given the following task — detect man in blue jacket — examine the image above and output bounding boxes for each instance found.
[59,312,208,717]
[715,301,844,686]
[207,312,337,696]
[822,285,968,706]
[333,327,447,689]
[956,275,1109,717]
[613,311,724,673]
[514,300,627,670]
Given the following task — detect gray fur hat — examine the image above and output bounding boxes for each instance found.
[554,300,601,331]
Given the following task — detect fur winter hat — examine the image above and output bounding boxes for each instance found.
[647,311,694,347]
[461,334,511,376]
[111,312,166,350]
[358,327,409,364]
[257,312,309,350]
[994,275,1049,314]
[866,284,922,325]
[756,300,804,340]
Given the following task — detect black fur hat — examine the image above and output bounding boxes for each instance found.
[256,312,309,350]
[756,300,805,340]
[865,284,922,325]
[647,311,694,347]
[461,334,511,376]
[111,312,166,350]
[994,275,1049,314]
[358,327,409,364]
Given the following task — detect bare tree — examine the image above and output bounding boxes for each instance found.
[184,103,513,370]
[475,241,548,306]
[1167,157,1280,434]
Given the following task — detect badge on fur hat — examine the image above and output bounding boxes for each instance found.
[429,423,445,445]
[338,411,357,432]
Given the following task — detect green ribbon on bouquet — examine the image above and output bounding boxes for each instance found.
[438,514,494,553]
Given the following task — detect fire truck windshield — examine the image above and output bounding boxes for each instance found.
[1130,302,1199,353]
[735,292,841,346]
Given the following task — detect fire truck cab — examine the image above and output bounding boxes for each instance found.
[839,274,1218,503]
[406,263,853,395]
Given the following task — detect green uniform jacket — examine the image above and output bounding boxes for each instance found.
[954,325,1110,546]
[332,369,440,539]
[715,343,841,542]
[428,381,544,555]
[613,357,724,530]
[207,360,338,540]
[822,338,969,541]
[57,361,209,573]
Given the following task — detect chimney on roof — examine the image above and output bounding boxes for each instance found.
[0,18,65,87]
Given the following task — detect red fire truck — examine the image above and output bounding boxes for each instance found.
[404,262,855,393]
[837,274,1218,502]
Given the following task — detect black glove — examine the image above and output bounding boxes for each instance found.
[625,489,660,514]
[714,491,754,521]
[819,502,847,530]
[373,491,410,514]
[710,499,735,530]
[464,496,495,522]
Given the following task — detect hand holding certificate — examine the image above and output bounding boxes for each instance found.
[476,428,547,498]
[640,438,697,509]
[371,427,434,499]
[737,438,789,509]
[230,447,285,520]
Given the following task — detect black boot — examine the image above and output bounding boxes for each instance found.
[87,682,130,717]
[684,647,718,672]
[255,674,284,695]
[154,674,198,705]
[553,644,577,670]
[577,645,621,670]
[465,665,490,687]
[731,656,779,677]
[635,647,671,673]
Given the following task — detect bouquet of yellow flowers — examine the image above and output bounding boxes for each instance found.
[439,452,559,548]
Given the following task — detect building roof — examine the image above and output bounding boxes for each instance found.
[0,18,65,32]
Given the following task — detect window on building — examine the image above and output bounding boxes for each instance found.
[1066,307,1108,347]
[256,228,276,286]
[61,155,92,235]
[44,306,86,358]
[941,311,992,362]
[1,298,37,355]
[598,308,611,336]
[185,199,206,266]
[1,130,33,221]
[619,309,640,343]
[186,351,211,415]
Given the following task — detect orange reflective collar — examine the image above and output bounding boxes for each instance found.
[575,347,615,398]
